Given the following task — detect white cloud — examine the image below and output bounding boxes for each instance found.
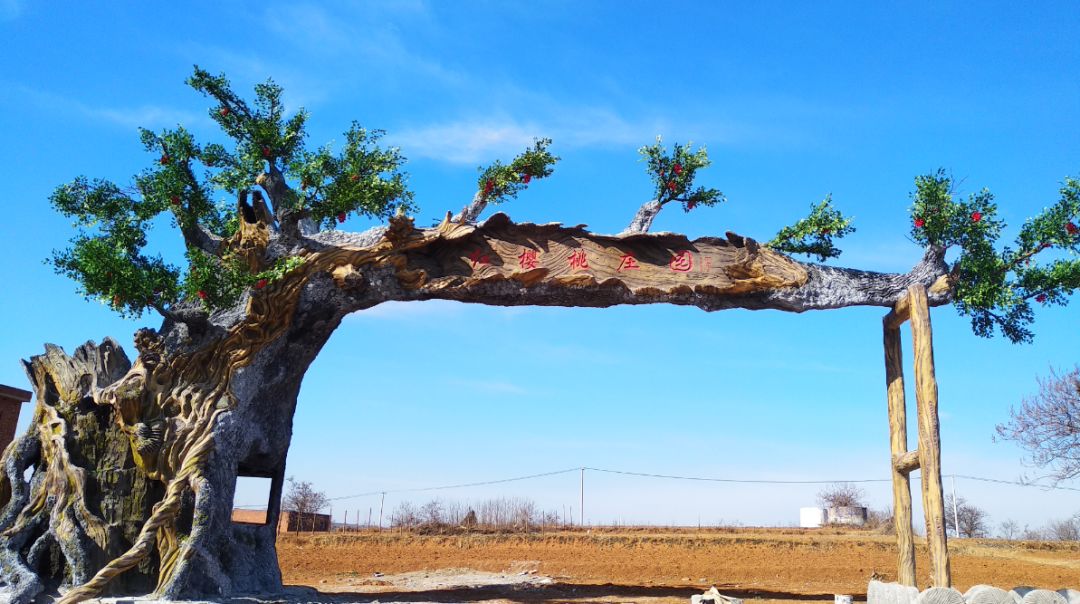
[388,109,671,165]
[446,378,528,396]
[4,84,202,130]
[264,4,352,53]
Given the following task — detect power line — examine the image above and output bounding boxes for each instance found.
[236,466,1080,508]
[325,467,580,502]
[585,467,892,484]
[950,473,1080,492]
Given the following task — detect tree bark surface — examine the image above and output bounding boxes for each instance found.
[0,211,955,602]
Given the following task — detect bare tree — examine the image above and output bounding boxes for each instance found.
[867,508,895,533]
[996,366,1080,482]
[390,501,419,529]
[281,478,329,515]
[281,477,330,531]
[944,494,990,538]
[817,482,867,508]
[998,519,1020,540]
[419,499,444,526]
[1045,513,1080,541]
[1021,525,1046,540]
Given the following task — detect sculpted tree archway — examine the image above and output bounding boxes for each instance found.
[1,69,1078,603]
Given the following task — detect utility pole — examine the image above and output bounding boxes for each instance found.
[579,467,585,527]
[378,492,386,530]
[950,475,960,537]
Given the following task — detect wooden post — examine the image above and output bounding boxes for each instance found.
[883,319,917,587]
[908,284,951,587]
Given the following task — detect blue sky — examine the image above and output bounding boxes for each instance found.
[1,2,1078,531]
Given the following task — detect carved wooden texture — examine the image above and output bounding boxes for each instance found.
[884,319,917,588]
[6,211,939,603]
[909,284,951,588]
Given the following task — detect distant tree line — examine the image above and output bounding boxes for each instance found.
[388,497,570,532]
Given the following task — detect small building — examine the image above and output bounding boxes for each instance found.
[800,506,868,528]
[800,507,826,528]
[231,509,331,533]
[0,384,32,453]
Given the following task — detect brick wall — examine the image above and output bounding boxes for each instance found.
[0,385,32,453]
[230,509,331,533]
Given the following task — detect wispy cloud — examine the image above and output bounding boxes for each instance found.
[3,84,202,130]
[260,2,462,90]
[388,109,672,165]
[446,378,528,396]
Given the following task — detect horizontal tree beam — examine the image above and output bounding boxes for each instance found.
[893,450,920,475]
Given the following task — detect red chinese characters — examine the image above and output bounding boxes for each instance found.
[468,249,491,268]
[617,253,640,271]
[518,248,539,270]
[670,250,693,272]
[568,249,589,270]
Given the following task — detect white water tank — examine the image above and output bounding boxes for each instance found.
[800,507,825,528]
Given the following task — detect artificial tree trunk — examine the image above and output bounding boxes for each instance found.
[0,210,953,603]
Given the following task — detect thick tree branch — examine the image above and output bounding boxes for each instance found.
[621,199,664,235]
[256,168,299,238]
[451,191,488,224]
[180,223,223,256]
[315,213,953,316]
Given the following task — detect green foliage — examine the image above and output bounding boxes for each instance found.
[185,253,307,310]
[49,178,181,317]
[767,195,856,261]
[289,124,414,229]
[639,136,725,211]
[910,170,1080,343]
[474,138,558,204]
[50,66,416,315]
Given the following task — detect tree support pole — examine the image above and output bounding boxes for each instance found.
[909,284,951,587]
[883,319,917,587]
[882,283,951,588]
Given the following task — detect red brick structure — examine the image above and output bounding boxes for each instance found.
[0,384,32,452]
[230,509,331,533]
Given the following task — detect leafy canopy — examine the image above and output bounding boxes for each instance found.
[639,136,726,211]
[46,69,1080,343]
[909,170,1080,343]
[50,67,417,316]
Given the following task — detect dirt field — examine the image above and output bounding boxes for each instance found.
[277,528,1080,604]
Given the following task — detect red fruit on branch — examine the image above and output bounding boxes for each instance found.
[256,279,268,290]
[219,107,230,117]
[350,173,360,182]
[821,228,831,236]
[337,212,346,223]
[914,218,926,228]
[687,200,697,210]
[1036,294,1047,303]
[667,181,676,192]
[197,290,208,300]
[1067,222,1078,235]
[159,155,170,165]
[170,195,181,205]
[261,146,272,158]
[484,179,494,194]
[522,173,531,184]
[674,163,683,175]
[971,211,982,222]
